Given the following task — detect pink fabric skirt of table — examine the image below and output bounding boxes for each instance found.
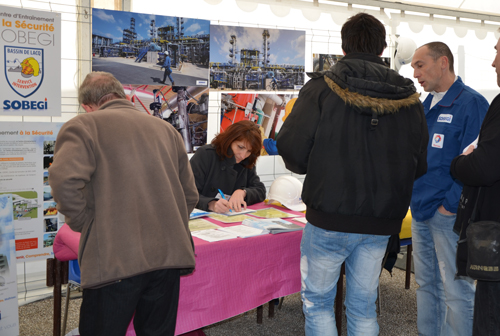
[54,203,304,335]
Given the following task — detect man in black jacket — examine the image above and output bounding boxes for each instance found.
[450,34,500,336]
[276,13,428,336]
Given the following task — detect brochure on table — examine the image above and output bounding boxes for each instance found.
[242,218,303,234]
[191,229,238,242]
[188,218,221,231]
[250,207,300,219]
[217,225,268,238]
[0,122,63,261]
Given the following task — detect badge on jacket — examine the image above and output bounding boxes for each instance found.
[437,114,453,123]
[432,133,445,148]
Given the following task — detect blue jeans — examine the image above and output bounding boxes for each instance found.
[162,67,174,85]
[300,223,390,336]
[412,210,475,336]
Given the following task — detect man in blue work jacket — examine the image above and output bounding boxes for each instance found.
[161,51,175,86]
[410,41,489,336]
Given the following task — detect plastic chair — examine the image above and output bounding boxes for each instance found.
[62,259,81,336]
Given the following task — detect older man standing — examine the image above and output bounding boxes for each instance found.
[49,71,198,336]
[410,42,489,336]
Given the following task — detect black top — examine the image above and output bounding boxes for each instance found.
[451,94,500,276]
[189,144,266,211]
[277,52,428,235]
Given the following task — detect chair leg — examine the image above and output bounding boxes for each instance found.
[405,244,412,289]
[62,285,71,336]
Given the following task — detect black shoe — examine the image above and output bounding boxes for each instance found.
[171,81,175,86]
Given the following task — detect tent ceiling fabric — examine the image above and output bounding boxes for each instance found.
[226,0,500,39]
[325,0,500,22]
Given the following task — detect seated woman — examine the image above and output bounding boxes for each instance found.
[190,120,266,213]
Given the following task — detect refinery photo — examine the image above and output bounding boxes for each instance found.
[92,9,210,87]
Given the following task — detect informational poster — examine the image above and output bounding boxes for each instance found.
[0,122,63,261]
[92,8,210,87]
[220,93,297,155]
[0,194,20,336]
[124,84,209,153]
[210,25,305,91]
[0,6,61,116]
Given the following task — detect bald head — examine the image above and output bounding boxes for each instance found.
[78,72,127,108]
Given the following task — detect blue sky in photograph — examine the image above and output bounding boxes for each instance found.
[210,25,305,66]
[92,8,210,43]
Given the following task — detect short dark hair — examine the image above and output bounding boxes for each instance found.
[341,13,387,56]
[421,42,454,73]
[211,120,262,169]
[79,71,127,106]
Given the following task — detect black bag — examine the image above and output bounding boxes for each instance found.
[466,188,500,281]
[164,67,172,75]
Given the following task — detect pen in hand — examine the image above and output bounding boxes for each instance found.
[217,189,232,213]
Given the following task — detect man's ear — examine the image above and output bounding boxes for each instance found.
[440,56,449,71]
[81,104,96,113]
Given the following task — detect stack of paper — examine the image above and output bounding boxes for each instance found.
[242,218,304,234]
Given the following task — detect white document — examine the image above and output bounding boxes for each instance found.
[292,217,308,224]
[191,229,238,242]
[463,137,478,153]
[217,225,268,238]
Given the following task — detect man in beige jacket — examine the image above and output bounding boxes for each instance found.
[49,72,198,336]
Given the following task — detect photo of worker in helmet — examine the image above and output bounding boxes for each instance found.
[160,51,175,86]
[190,120,266,214]
[92,8,210,87]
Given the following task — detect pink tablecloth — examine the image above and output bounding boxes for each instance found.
[53,203,304,335]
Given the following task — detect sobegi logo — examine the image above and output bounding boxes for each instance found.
[437,114,453,123]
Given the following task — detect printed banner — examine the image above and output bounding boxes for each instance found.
[0,6,61,116]
[0,194,20,336]
[0,122,63,261]
[92,8,210,87]
[210,25,305,91]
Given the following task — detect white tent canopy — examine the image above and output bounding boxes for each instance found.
[326,0,500,22]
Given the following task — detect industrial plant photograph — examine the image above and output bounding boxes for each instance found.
[92,9,210,87]
[210,25,305,91]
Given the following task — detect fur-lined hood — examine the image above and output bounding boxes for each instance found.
[308,52,420,116]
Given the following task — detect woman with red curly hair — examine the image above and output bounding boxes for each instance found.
[190,120,266,213]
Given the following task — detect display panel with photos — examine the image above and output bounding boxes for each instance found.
[92,8,210,87]
[220,93,298,155]
[210,25,305,91]
[124,85,209,153]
